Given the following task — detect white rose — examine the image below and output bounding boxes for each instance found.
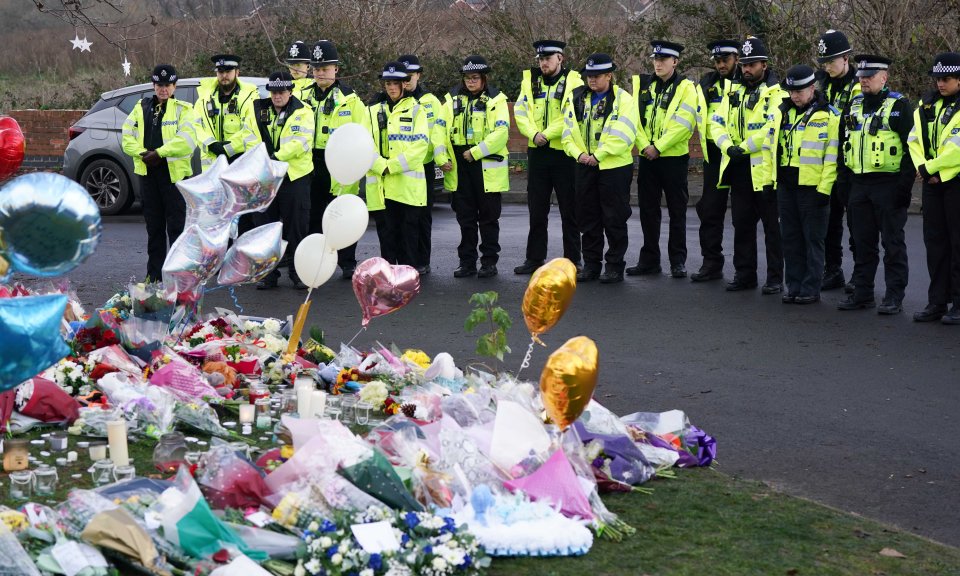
[319,536,333,548]
[331,553,343,565]
[360,569,374,576]
[304,559,321,574]
[263,318,281,334]
[431,557,447,571]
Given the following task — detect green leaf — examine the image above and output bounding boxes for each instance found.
[309,326,325,344]
[491,307,513,331]
[464,309,488,332]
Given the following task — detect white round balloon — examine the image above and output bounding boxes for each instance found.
[294,233,339,288]
[325,123,376,185]
[322,194,369,250]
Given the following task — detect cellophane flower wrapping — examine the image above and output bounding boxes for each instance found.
[97,371,177,438]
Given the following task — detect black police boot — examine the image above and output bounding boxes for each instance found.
[477,264,498,278]
[599,267,624,284]
[576,267,601,282]
[341,266,355,280]
[415,265,431,276]
[454,263,477,278]
[725,276,758,291]
[877,297,902,315]
[625,264,662,276]
[821,267,846,291]
[837,294,876,310]
[670,264,687,279]
[761,282,783,295]
[913,304,947,322]
[690,268,724,282]
[513,260,544,275]
[794,294,821,305]
[942,303,960,325]
[844,281,855,294]
[256,275,279,290]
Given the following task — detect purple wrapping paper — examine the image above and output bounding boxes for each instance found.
[572,421,656,486]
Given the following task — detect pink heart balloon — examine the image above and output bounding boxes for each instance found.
[352,257,421,327]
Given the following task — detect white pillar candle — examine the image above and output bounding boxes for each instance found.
[297,386,313,418]
[311,390,327,418]
[239,403,256,424]
[106,420,129,467]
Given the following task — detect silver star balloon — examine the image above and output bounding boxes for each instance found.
[162,224,229,295]
[220,143,287,219]
[217,222,287,286]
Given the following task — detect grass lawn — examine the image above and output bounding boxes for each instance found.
[5,426,960,575]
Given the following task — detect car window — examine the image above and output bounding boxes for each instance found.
[175,86,197,104]
[85,96,122,116]
[118,91,152,114]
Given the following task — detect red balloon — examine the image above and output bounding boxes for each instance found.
[0,116,26,181]
[352,257,421,327]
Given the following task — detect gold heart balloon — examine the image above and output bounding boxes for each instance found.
[522,258,577,343]
[539,335,598,431]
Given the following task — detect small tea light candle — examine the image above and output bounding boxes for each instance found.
[239,403,256,424]
[49,432,68,452]
[256,414,272,430]
[66,451,78,462]
[89,442,108,462]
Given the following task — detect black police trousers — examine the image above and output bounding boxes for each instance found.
[418,161,435,267]
[637,154,689,268]
[921,178,960,307]
[575,163,633,273]
[726,160,783,285]
[256,174,311,283]
[848,175,909,302]
[695,142,728,273]
[140,162,185,282]
[824,177,855,272]
[524,146,580,264]
[452,146,501,267]
[311,149,358,271]
[385,198,426,267]
[778,185,829,298]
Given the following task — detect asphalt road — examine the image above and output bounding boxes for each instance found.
[44,203,960,547]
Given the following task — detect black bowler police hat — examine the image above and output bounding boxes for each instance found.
[581,53,616,76]
[211,54,241,71]
[738,36,769,63]
[285,41,310,63]
[929,52,960,77]
[533,40,566,57]
[398,54,422,72]
[855,54,892,77]
[707,40,740,59]
[650,40,684,58]
[379,61,410,81]
[781,65,817,91]
[151,64,178,84]
[266,71,294,92]
[461,55,491,74]
[817,30,852,63]
[311,40,339,66]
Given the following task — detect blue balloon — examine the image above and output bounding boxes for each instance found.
[0,294,71,391]
[0,172,102,277]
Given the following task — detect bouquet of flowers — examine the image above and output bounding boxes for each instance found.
[47,357,96,396]
[129,282,177,323]
[296,506,490,576]
[71,325,121,356]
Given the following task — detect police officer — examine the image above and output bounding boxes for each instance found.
[710,36,785,293]
[436,55,511,278]
[367,62,430,268]
[285,40,314,99]
[513,39,583,274]
[692,39,740,282]
[769,65,841,304]
[628,40,699,278]
[121,64,197,282]
[909,52,960,323]
[252,71,315,290]
[561,53,639,284]
[399,54,443,275]
[837,55,914,314]
[817,30,860,292]
[303,40,368,279]
[194,55,259,172]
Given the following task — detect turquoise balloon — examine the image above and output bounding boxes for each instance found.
[0,294,70,391]
[0,172,102,277]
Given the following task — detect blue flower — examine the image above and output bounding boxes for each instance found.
[326,544,339,558]
[400,533,410,545]
[404,512,420,529]
[321,519,337,533]
[460,554,472,568]
[424,545,432,555]
[442,517,457,533]
[369,553,383,571]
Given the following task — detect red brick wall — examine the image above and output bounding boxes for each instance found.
[504,103,703,159]
[8,110,86,159]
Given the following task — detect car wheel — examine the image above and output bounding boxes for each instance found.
[80,158,132,216]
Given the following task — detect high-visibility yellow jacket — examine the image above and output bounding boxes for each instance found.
[434,85,511,193]
[301,81,368,195]
[408,85,443,165]
[561,84,639,170]
[515,68,583,151]
[908,92,960,183]
[844,90,910,175]
[365,93,430,209]
[695,71,739,163]
[710,71,786,191]
[193,78,260,171]
[768,97,841,195]
[121,96,197,183]
[632,72,698,157]
[251,97,315,181]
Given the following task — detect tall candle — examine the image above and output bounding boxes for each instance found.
[239,403,256,424]
[106,420,129,467]
[297,386,313,418]
[311,390,327,418]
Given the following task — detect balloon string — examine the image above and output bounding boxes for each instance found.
[517,338,536,378]
[173,299,200,346]
[346,326,366,348]
[229,286,244,313]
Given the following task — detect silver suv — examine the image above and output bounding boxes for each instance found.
[63,77,268,215]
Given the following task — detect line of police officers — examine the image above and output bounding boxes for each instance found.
[123,34,960,323]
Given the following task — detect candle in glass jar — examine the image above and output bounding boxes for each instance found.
[239,403,256,424]
[106,420,130,467]
[89,441,108,461]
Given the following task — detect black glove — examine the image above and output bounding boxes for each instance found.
[208,141,227,156]
[917,164,936,183]
[141,150,162,167]
[762,184,774,194]
[814,192,830,207]
[726,145,745,159]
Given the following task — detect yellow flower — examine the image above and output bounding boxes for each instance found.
[280,445,295,460]
[402,349,431,369]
